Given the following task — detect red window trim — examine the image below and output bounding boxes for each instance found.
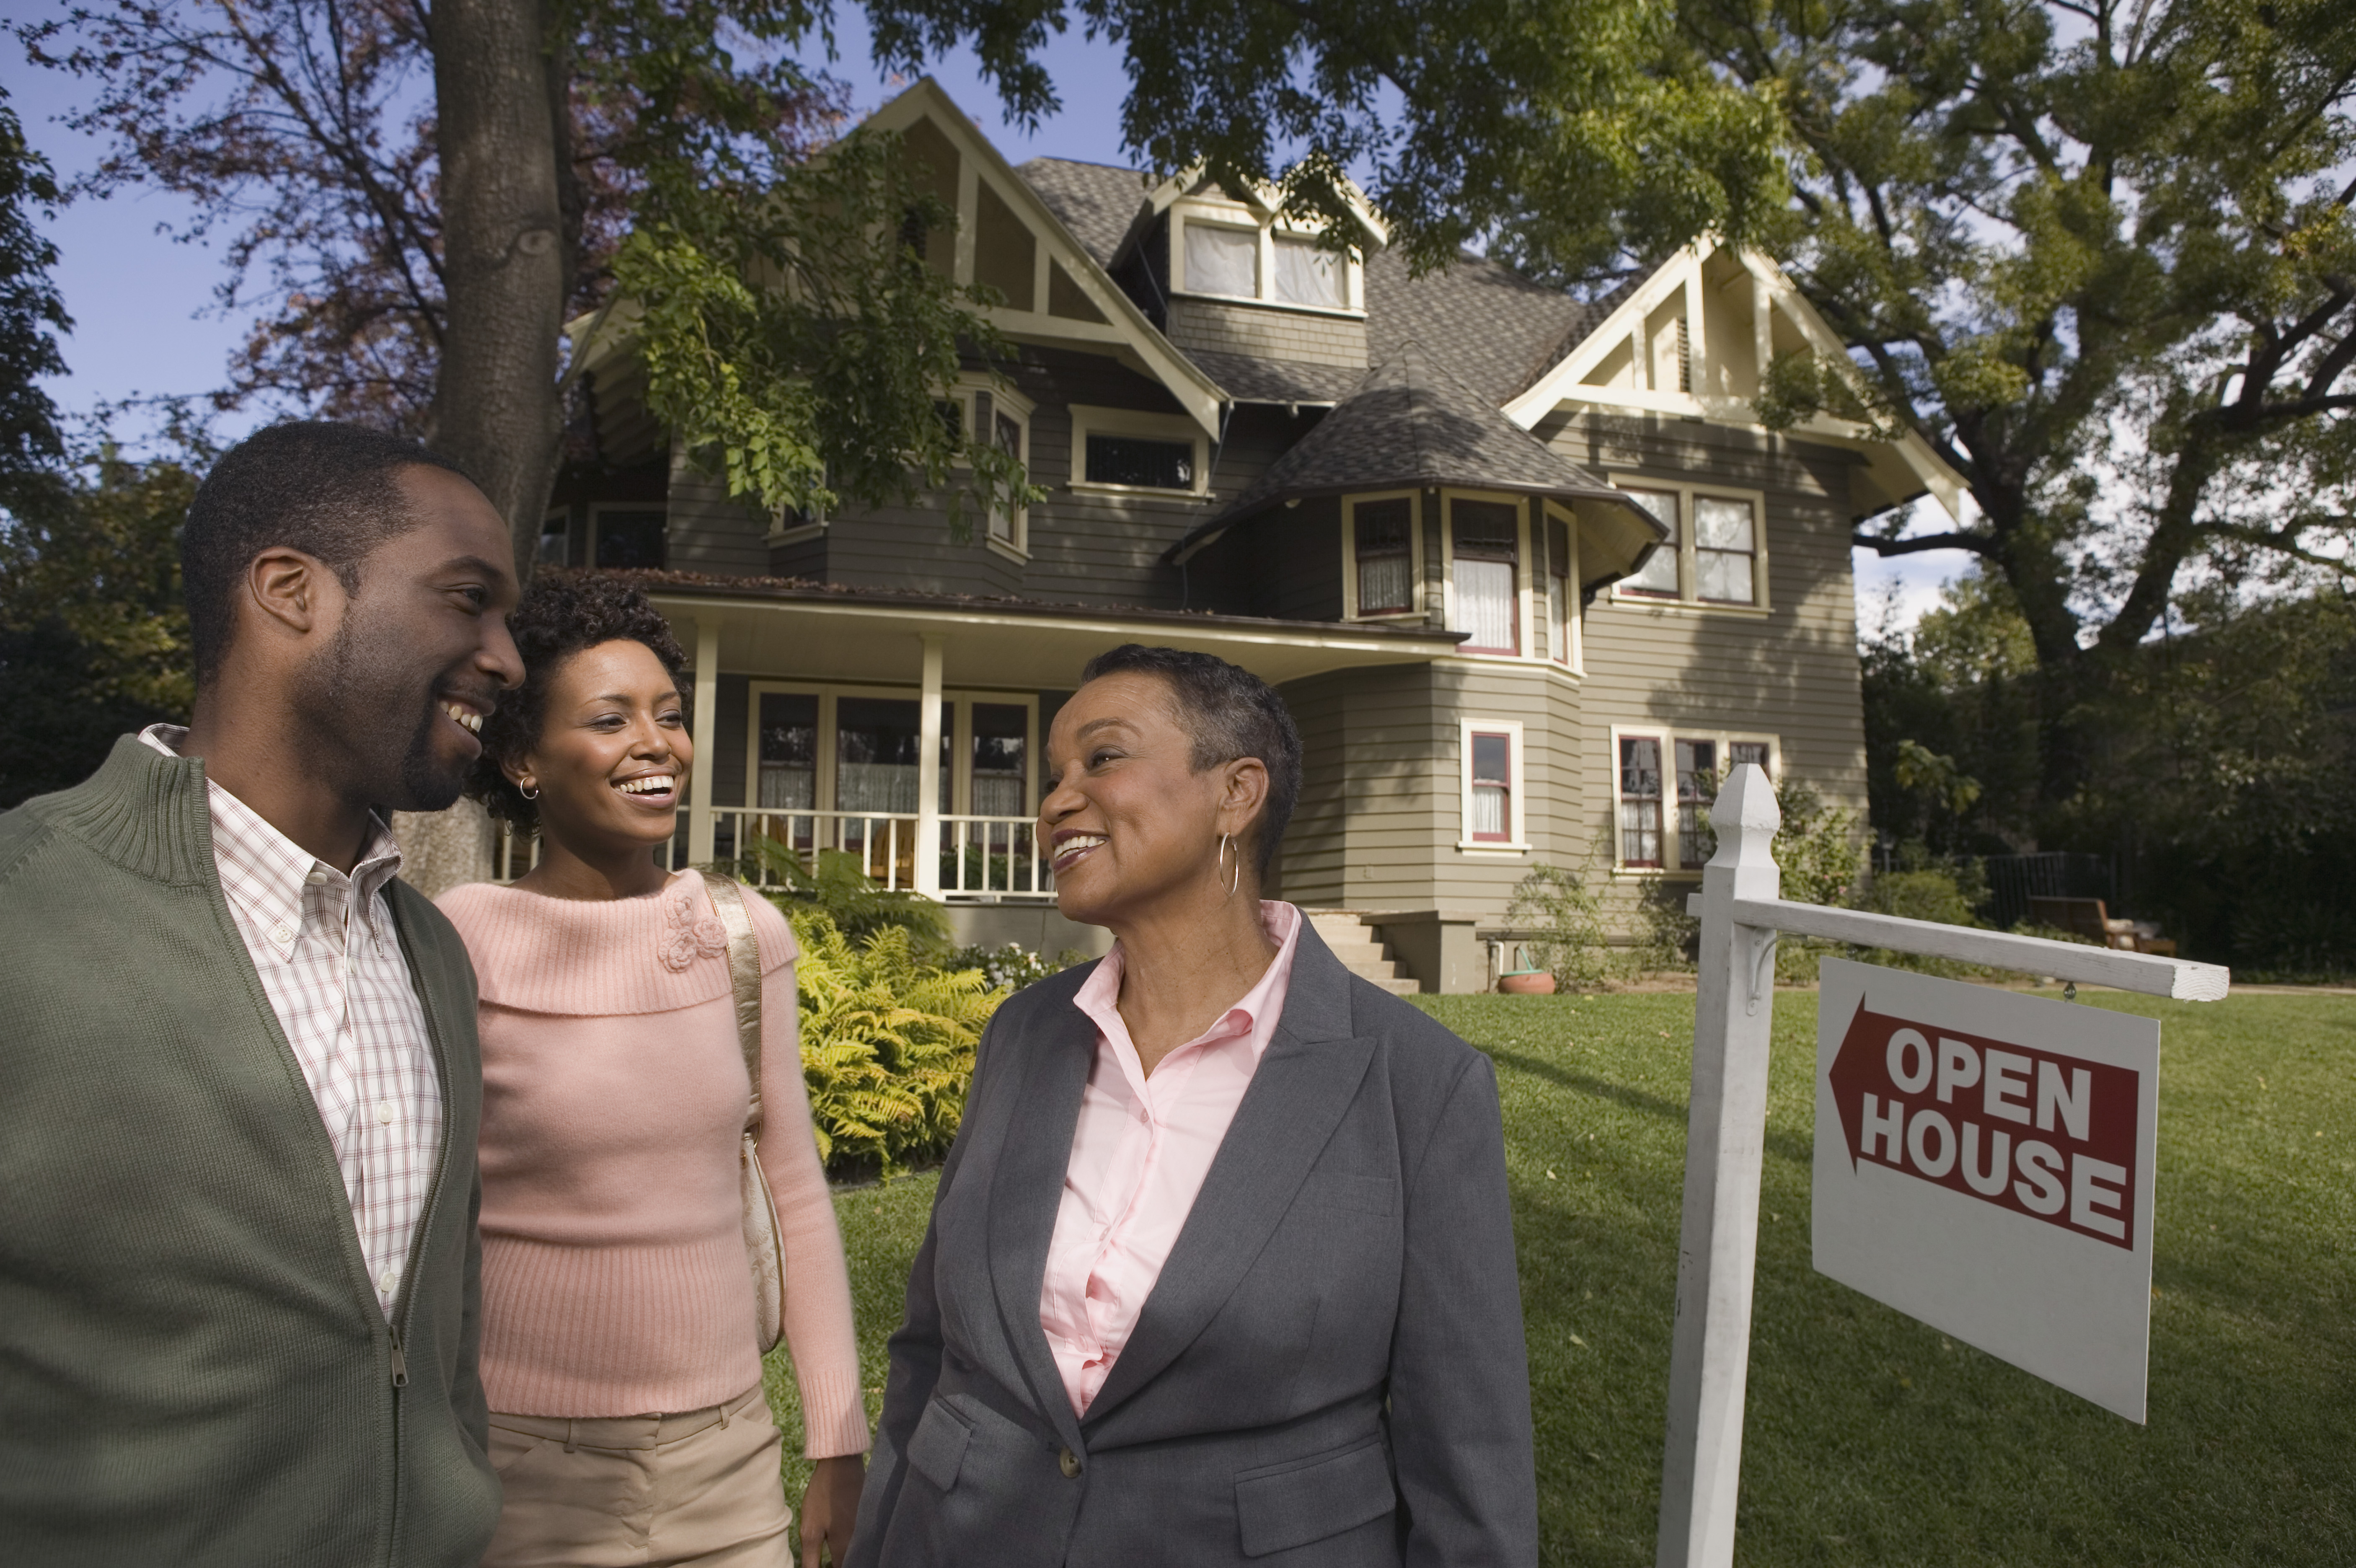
[1470,730,1514,843]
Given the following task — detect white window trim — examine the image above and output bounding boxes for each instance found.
[744,683,1039,815]
[1168,199,1365,318]
[1542,502,1584,674]
[1607,724,1781,876]
[1458,718,1530,853]
[1604,476,1772,614]
[946,377,1035,561]
[1067,404,1211,497]
[1339,489,1425,621]
[1438,489,1534,660]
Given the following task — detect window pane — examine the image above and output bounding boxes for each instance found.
[1454,558,1517,651]
[1086,434,1193,489]
[1272,234,1344,307]
[990,411,1024,543]
[1677,739,1717,869]
[1354,498,1413,613]
[970,703,1027,817]
[1548,572,1570,663]
[1472,732,1510,785]
[835,697,922,814]
[1472,784,1508,838]
[758,693,817,809]
[1184,221,1257,296]
[1619,736,1663,865]
[1697,550,1755,603]
[1730,740,1771,776]
[1694,497,1755,550]
[595,510,667,569]
[538,514,570,567]
[1451,499,1519,558]
[1619,488,1679,596]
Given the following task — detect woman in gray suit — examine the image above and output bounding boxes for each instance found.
[849,645,1538,1568]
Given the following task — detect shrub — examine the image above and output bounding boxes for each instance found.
[942,942,1088,991]
[750,842,950,954]
[1505,864,1611,991]
[782,906,999,1179]
[1853,864,1986,978]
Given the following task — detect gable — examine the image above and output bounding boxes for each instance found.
[864,81,1224,437]
[1501,243,1965,522]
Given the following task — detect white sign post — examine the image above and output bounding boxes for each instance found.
[1654,765,2228,1568]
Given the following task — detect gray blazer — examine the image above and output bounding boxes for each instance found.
[848,921,1539,1568]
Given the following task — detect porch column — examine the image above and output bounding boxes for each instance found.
[688,616,721,866]
[914,633,945,898]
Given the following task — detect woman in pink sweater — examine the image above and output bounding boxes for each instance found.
[438,578,866,1568]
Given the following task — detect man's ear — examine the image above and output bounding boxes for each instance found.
[246,547,343,639]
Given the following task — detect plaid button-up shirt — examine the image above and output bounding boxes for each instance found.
[141,726,444,1320]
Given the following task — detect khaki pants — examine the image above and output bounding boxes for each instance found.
[482,1384,793,1568]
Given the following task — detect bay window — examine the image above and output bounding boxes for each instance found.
[1449,497,1523,655]
[1349,496,1416,616]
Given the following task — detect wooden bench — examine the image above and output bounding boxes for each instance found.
[2026,896,2178,957]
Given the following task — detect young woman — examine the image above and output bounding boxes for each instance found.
[849,645,1536,1568]
[438,577,867,1568]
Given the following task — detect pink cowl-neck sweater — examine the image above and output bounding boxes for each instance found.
[437,873,866,1457]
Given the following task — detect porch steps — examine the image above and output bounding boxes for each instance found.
[1303,911,1421,996]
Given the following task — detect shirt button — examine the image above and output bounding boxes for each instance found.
[375,1100,398,1126]
[1058,1446,1082,1479]
[271,922,294,944]
[305,869,330,886]
[377,1265,400,1296]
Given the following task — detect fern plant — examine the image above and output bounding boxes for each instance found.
[783,905,1000,1178]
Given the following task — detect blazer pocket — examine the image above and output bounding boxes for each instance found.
[906,1397,973,1494]
[1298,1170,1397,1217]
[1234,1439,1398,1558]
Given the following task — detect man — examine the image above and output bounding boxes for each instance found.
[0,422,525,1565]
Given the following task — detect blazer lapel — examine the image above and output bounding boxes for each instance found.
[1080,925,1375,1426]
[984,996,1095,1454]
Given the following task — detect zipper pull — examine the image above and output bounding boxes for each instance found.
[388,1324,409,1388]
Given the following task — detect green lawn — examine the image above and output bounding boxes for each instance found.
[765,990,2355,1565]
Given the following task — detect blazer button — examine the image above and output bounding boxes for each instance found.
[1058,1446,1081,1479]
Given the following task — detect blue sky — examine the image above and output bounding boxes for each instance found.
[7,21,1958,627]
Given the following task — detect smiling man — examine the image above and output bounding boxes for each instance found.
[0,422,525,1566]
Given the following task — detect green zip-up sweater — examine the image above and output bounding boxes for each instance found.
[0,735,500,1567]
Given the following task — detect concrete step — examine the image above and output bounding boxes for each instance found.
[1303,911,1421,996]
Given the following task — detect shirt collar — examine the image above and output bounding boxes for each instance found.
[1073,900,1303,1066]
[140,724,408,935]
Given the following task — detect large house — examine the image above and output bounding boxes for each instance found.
[546,79,1965,991]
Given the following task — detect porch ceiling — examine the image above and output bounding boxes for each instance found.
[647,584,1467,691]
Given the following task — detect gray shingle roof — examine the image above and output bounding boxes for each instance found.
[1184,351,1366,406]
[1363,250,1623,405]
[1209,341,1630,525]
[1016,158,1153,269]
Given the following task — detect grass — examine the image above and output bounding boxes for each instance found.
[763,990,2355,1565]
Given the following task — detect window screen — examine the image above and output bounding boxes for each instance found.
[1272,234,1344,307]
[1184,221,1257,296]
[1086,434,1193,490]
[1471,732,1512,841]
[1353,498,1413,614]
[1694,497,1758,603]
[1619,736,1664,866]
[594,510,667,569]
[1619,489,1679,596]
[1451,500,1520,653]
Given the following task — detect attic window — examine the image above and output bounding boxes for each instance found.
[1273,235,1344,308]
[1184,221,1258,298]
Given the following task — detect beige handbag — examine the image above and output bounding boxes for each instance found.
[700,872,787,1355]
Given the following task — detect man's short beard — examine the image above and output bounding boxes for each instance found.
[300,604,471,814]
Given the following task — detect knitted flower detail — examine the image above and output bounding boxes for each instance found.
[659,889,729,971]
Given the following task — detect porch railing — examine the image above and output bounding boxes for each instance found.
[497,807,1052,901]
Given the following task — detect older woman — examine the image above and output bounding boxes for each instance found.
[849,644,1536,1568]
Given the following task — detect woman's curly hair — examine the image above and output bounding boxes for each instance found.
[467,573,691,835]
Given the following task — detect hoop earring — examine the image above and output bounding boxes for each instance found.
[519,785,539,801]
[1217,831,1241,901]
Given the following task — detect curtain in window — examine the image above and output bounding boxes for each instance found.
[1619,736,1663,864]
[757,693,817,809]
[1695,497,1757,602]
[1184,221,1257,296]
[1451,499,1519,652]
[835,698,921,814]
[969,704,1028,817]
[1354,498,1412,613]
[1272,235,1343,307]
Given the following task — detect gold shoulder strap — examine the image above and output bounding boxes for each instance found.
[699,871,764,1131]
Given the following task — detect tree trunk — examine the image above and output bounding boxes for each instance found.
[427,0,570,579]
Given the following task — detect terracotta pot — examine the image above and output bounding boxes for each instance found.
[1498,971,1557,995]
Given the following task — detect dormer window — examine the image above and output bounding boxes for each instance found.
[1169,200,1365,315]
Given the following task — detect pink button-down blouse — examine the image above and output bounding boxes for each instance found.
[1037,900,1303,1416]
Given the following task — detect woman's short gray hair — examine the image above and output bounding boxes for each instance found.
[1078,644,1301,877]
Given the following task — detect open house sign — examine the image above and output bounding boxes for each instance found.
[1813,959,2160,1422]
